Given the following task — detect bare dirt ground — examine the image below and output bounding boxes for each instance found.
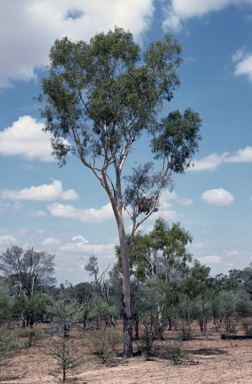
[1,324,252,383]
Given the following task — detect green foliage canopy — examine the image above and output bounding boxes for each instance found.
[39,27,201,234]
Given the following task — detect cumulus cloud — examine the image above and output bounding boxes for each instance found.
[72,235,89,245]
[201,188,234,206]
[47,202,114,222]
[145,189,185,221]
[0,0,154,87]
[0,179,79,201]
[222,249,239,257]
[177,198,193,206]
[158,189,193,207]
[197,255,221,264]
[42,237,62,246]
[190,152,229,171]
[159,190,177,209]
[225,146,252,163]
[190,146,252,171]
[232,47,252,81]
[0,116,53,162]
[190,242,203,249]
[60,238,116,256]
[151,209,183,221]
[162,0,252,31]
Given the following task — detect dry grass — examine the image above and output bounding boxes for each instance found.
[1,322,252,383]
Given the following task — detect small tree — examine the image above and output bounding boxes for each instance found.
[216,291,237,335]
[235,289,252,318]
[139,312,160,356]
[45,333,85,382]
[43,298,85,382]
[88,295,114,330]
[30,293,52,323]
[39,27,201,356]
[182,260,212,334]
[119,218,193,333]
[85,255,99,283]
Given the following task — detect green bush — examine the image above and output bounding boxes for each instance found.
[88,329,122,365]
[0,327,18,364]
[175,318,194,341]
[165,341,187,364]
[241,318,252,335]
[13,327,44,347]
[138,313,160,356]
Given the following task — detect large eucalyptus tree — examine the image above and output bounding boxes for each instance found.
[38,27,201,357]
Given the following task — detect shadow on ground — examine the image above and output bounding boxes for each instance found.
[188,348,228,356]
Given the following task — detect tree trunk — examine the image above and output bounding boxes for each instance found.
[109,168,133,357]
[119,225,133,357]
[168,316,172,330]
[132,313,139,340]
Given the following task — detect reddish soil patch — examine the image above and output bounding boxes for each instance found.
[1,324,252,383]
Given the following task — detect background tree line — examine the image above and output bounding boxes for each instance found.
[1,219,252,337]
[1,221,252,379]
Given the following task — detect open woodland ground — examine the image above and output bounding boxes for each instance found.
[1,322,252,384]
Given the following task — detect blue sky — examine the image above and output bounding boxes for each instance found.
[0,0,251,285]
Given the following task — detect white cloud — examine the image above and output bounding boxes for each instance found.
[0,116,53,162]
[0,235,17,246]
[201,188,234,206]
[72,235,89,245]
[60,239,116,255]
[159,190,177,209]
[190,152,228,171]
[0,179,79,201]
[0,202,10,213]
[33,210,47,217]
[190,242,203,249]
[144,189,183,221]
[177,198,193,206]
[0,0,154,87]
[198,255,221,264]
[222,249,239,257]
[162,0,252,31]
[13,202,23,210]
[151,209,183,221]
[232,47,252,81]
[190,147,252,171]
[42,237,62,246]
[225,146,252,163]
[36,229,46,235]
[47,202,114,222]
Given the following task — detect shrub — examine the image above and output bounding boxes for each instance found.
[241,318,252,335]
[138,313,160,356]
[0,327,18,364]
[14,327,44,347]
[165,341,187,364]
[175,318,194,341]
[224,318,237,335]
[88,329,122,366]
